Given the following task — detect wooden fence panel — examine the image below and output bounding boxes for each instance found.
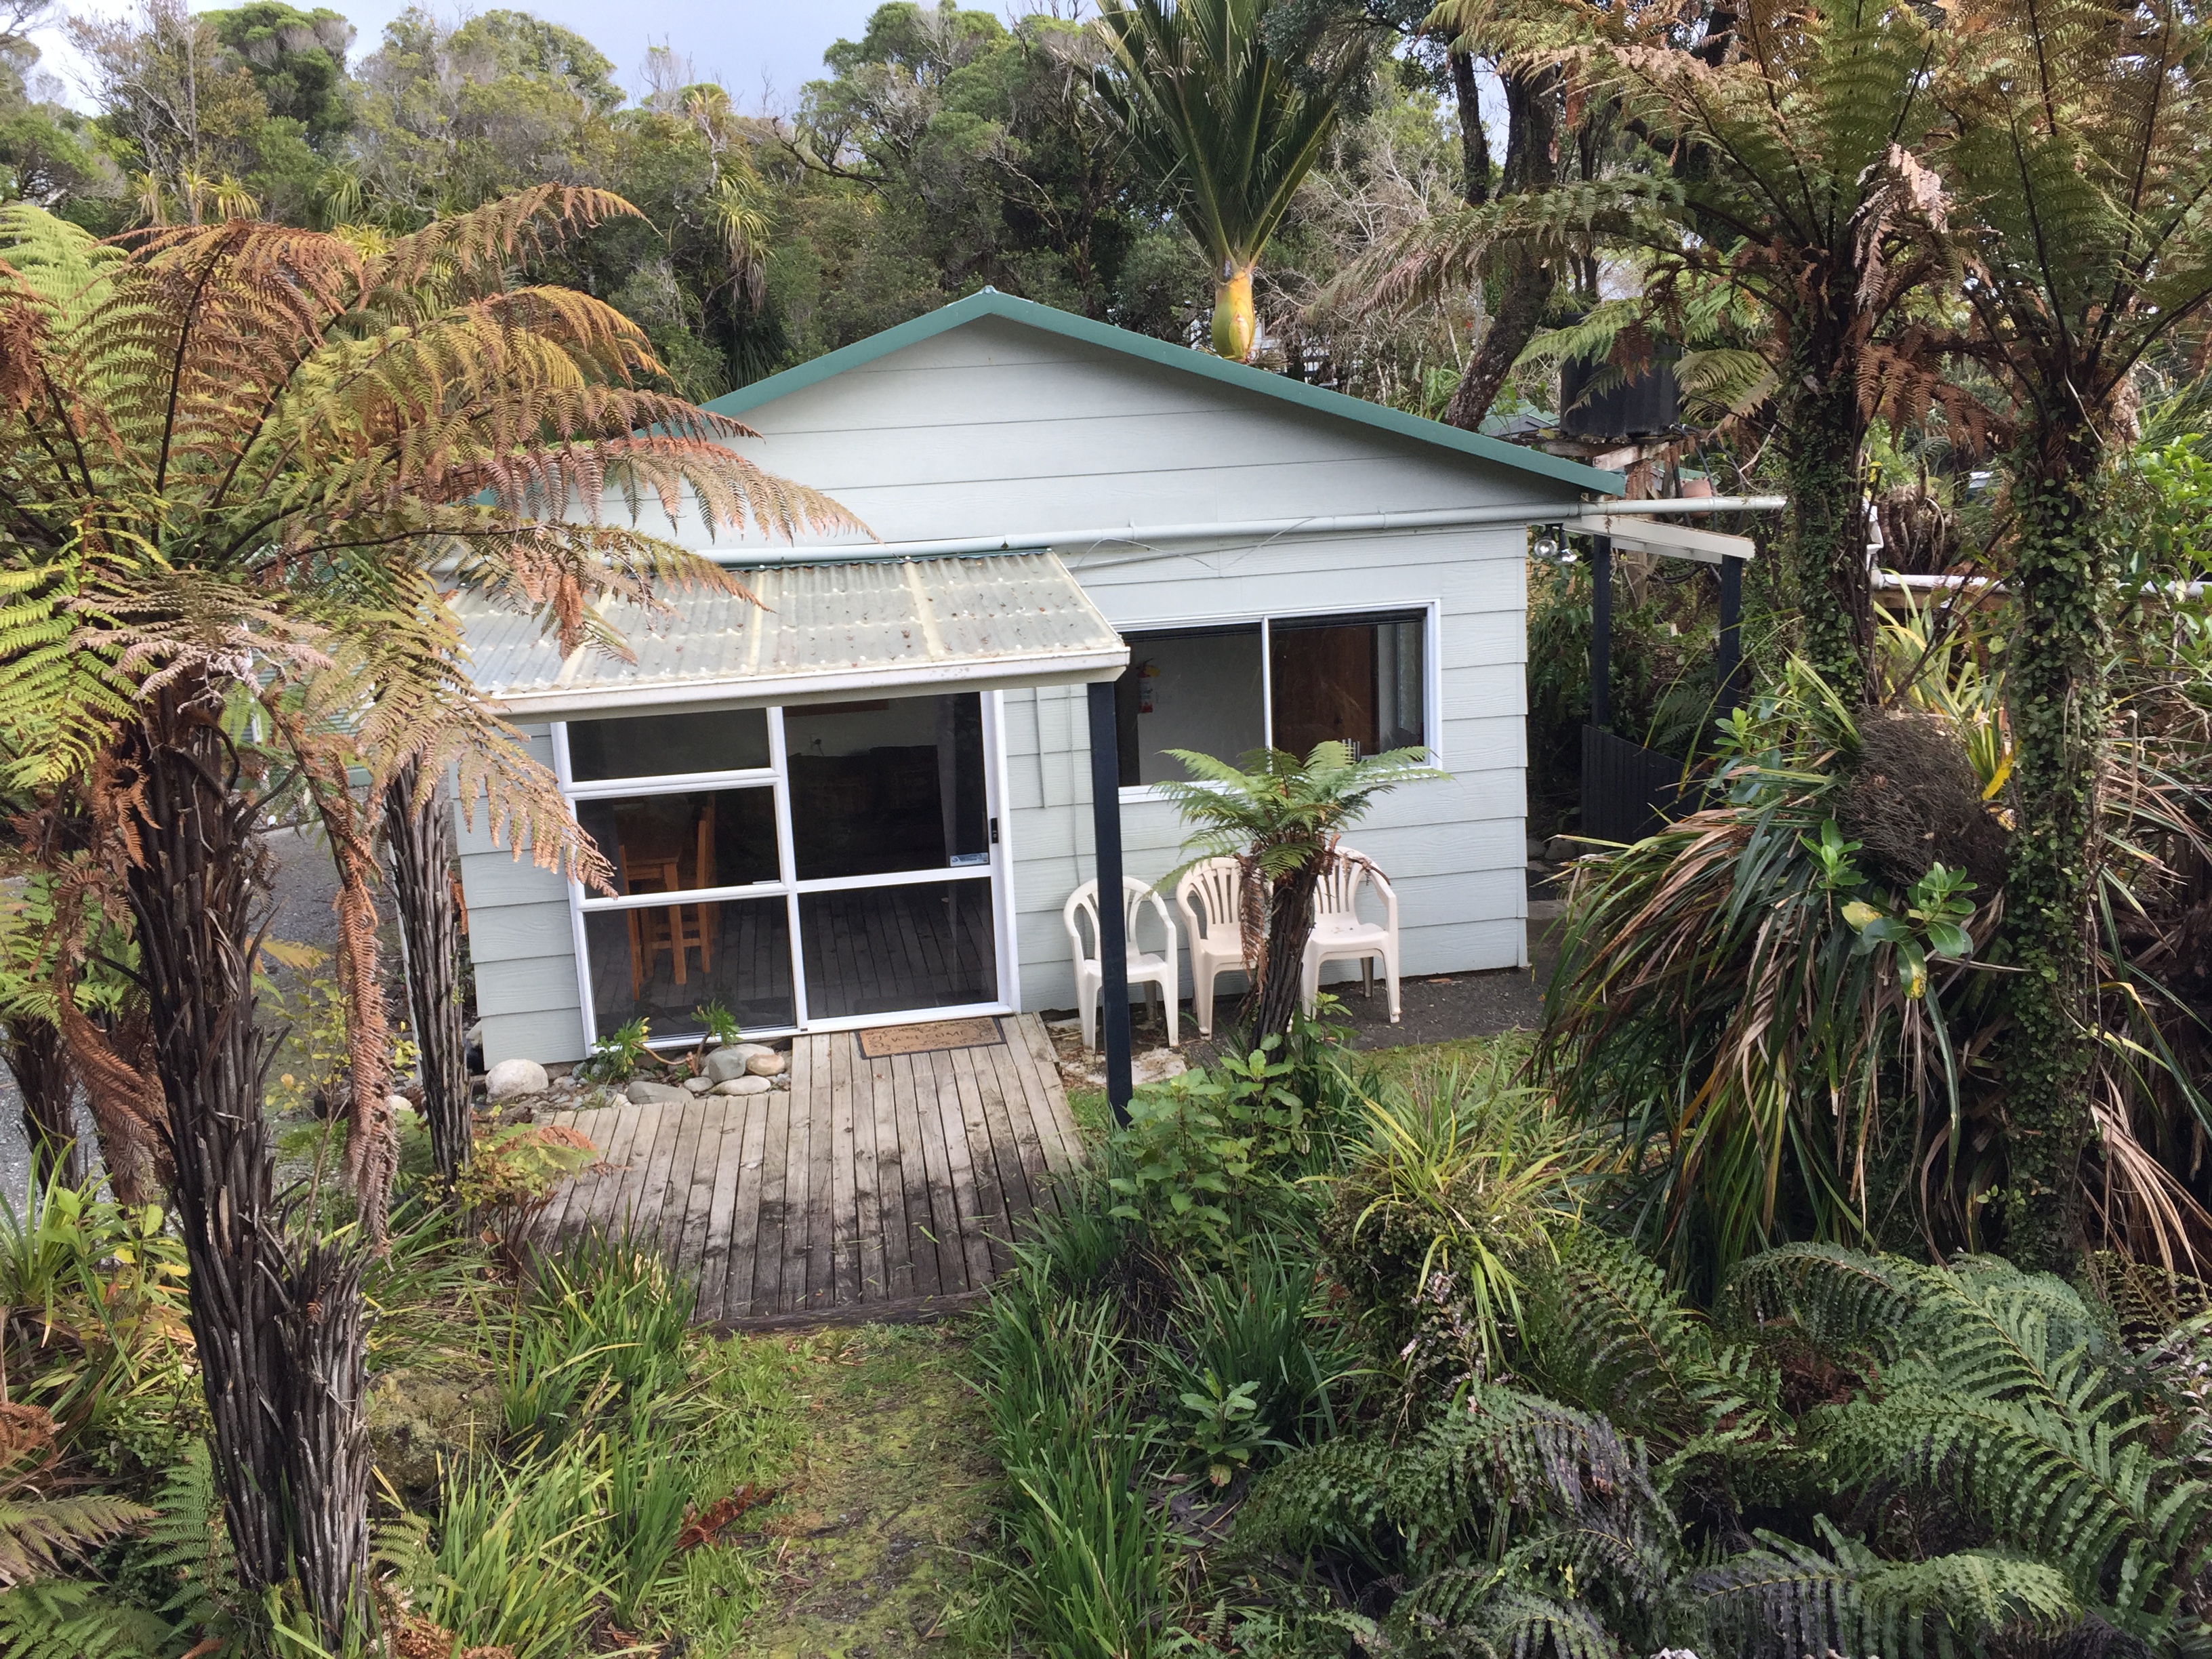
[1580,726,1699,844]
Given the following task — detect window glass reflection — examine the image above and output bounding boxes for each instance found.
[575,787,779,896]
[798,882,996,1019]
[583,898,794,1039]
[783,694,988,880]
[567,708,771,781]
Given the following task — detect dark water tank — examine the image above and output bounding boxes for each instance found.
[1559,354,1680,439]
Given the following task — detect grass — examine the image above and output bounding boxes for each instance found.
[727,1323,1004,1657]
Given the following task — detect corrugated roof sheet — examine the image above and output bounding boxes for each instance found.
[457,550,1128,719]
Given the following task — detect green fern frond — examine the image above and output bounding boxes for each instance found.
[1235,1435,1393,1559]
[1696,1525,2080,1659]
[1525,1233,1781,1452]
[0,1579,169,1659]
[1387,1572,1626,1659]
[0,1494,155,1587]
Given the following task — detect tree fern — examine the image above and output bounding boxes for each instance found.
[1737,1245,2212,1643]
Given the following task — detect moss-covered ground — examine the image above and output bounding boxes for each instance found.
[725,1323,1004,1658]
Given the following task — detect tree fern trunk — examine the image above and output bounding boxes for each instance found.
[4,1018,81,1189]
[278,1234,372,1639]
[1776,340,1872,692]
[385,766,470,1183]
[115,675,291,1595]
[1996,426,2112,1271]
[1244,861,1324,1040]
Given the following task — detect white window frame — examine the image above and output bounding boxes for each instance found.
[1114,599,1444,802]
[556,693,1013,1050]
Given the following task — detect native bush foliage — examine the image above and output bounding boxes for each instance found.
[1540,591,2212,1288]
[1243,1240,2208,1656]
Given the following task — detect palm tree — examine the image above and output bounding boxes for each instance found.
[1158,742,1442,1039]
[1094,0,1355,361]
[0,190,852,1639]
[1916,0,2212,1268]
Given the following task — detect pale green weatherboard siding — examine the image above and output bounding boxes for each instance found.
[457,302,1579,1065]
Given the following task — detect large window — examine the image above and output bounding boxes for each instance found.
[1115,609,1429,787]
[560,695,1001,1043]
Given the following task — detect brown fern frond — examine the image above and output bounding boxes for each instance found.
[53,988,164,1210]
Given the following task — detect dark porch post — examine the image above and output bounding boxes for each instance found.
[1589,533,1613,732]
[1086,681,1134,1123]
[1717,553,1744,714]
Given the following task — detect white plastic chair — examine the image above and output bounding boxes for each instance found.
[1174,857,1247,1038]
[1064,877,1180,1051]
[1300,848,1401,1023]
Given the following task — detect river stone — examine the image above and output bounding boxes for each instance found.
[683,1076,714,1094]
[627,1078,691,1105]
[485,1058,548,1100]
[746,1050,787,1077]
[703,1043,775,1083]
[712,1075,773,1097]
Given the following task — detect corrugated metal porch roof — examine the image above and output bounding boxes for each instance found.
[459,550,1129,720]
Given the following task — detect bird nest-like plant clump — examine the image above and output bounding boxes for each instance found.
[1833,710,2011,893]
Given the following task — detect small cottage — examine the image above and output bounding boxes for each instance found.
[454,291,1620,1067]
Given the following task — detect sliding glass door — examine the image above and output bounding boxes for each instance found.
[558,693,1002,1044]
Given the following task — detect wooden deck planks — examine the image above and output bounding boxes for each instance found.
[722,1090,772,1321]
[927,1050,995,1291]
[697,1098,747,1318]
[946,1049,1014,1277]
[674,1099,724,1292]
[535,1015,1078,1322]
[804,1038,840,1312]
[902,1050,966,1296]
[750,1077,793,1317]
[868,1051,914,1302]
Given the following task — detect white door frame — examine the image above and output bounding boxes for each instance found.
[558,689,1017,1050]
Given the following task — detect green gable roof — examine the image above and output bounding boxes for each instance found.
[703,289,1623,499]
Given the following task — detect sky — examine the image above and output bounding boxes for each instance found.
[27,0,916,113]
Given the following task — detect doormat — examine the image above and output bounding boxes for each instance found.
[855,1017,1004,1058]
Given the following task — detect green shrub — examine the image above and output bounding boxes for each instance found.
[1320,1055,1587,1370]
[1105,1038,1319,1265]
[1237,1242,2212,1656]
[502,1234,696,1441]
[1154,1241,1357,1471]
[973,1270,1180,1659]
[0,1172,197,1470]
[392,1442,612,1659]
[600,1405,692,1629]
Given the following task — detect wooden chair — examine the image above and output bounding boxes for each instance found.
[1300,847,1401,1023]
[620,802,717,995]
[1174,857,1246,1038]
[1063,877,1179,1051]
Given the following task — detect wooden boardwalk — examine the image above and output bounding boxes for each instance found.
[533,1013,1084,1324]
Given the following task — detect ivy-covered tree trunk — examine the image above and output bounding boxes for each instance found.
[1244,859,1326,1041]
[1775,340,1872,691]
[4,1018,81,1188]
[385,760,470,1182]
[1996,426,2114,1271]
[116,675,373,1637]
